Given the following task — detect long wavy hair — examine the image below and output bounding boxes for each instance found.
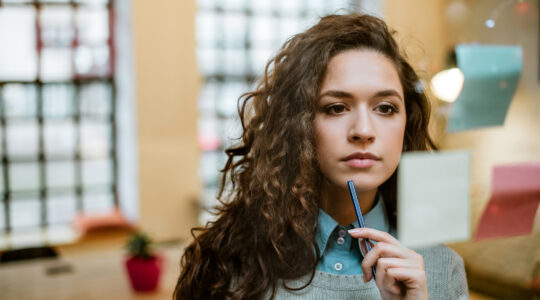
[174,13,437,300]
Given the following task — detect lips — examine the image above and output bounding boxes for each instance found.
[343,152,381,161]
[342,152,381,168]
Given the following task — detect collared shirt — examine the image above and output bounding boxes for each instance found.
[315,196,391,274]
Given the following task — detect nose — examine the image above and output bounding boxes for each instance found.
[348,108,375,143]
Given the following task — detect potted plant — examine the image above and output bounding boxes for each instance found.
[124,232,163,292]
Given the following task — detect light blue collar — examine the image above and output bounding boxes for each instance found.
[316,194,390,257]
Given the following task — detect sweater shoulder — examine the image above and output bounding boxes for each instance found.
[416,245,464,265]
[415,245,468,300]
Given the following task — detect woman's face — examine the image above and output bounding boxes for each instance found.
[314,49,406,192]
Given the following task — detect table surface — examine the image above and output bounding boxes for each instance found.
[0,239,182,300]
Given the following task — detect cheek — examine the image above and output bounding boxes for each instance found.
[313,120,334,155]
[383,122,406,157]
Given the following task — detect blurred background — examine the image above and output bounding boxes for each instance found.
[0,0,538,299]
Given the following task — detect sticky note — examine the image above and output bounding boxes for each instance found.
[398,151,471,248]
[474,163,540,240]
[447,45,522,132]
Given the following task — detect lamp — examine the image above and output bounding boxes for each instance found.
[430,48,464,103]
[430,67,464,103]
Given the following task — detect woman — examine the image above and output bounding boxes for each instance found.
[175,14,468,299]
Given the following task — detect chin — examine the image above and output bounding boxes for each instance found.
[326,175,382,193]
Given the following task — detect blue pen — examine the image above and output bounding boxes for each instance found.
[347,180,376,279]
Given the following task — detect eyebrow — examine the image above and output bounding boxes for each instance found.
[319,89,403,102]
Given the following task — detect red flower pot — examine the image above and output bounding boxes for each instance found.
[125,255,163,292]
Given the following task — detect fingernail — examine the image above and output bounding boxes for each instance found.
[348,228,361,234]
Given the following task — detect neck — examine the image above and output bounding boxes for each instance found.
[319,180,378,226]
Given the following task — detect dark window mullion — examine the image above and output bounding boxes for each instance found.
[109,80,118,207]
[37,82,48,228]
[0,84,11,233]
[74,82,83,213]
[36,2,48,230]
[108,2,118,207]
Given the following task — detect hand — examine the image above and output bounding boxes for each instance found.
[348,228,429,300]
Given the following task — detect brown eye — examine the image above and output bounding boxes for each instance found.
[376,104,398,115]
[325,104,346,114]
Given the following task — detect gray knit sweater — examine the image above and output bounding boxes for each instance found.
[266,245,468,299]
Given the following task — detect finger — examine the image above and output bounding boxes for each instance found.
[374,262,403,297]
[361,243,412,282]
[378,260,422,297]
[359,238,375,256]
[382,273,403,296]
[348,227,400,245]
[377,257,420,271]
[387,267,427,286]
[374,256,388,288]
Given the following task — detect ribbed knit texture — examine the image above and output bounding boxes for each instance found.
[266,245,468,300]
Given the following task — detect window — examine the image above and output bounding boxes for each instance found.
[0,0,119,249]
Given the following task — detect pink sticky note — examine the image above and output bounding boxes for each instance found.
[474,163,540,240]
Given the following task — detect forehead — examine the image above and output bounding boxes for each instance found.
[321,49,403,96]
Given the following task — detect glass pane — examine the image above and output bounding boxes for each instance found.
[0,202,4,232]
[219,116,242,148]
[299,15,319,34]
[200,186,219,209]
[217,81,246,117]
[196,11,218,47]
[197,0,216,10]
[223,13,246,48]
[74,45,110,77]
[250,47,273,75]
[250,0,273,13]
[46,161,75,189]
[47,193,77,224]
[82,191,113,215]
[0,6,37,80]
[43,84,75,118]
[3,0,34,3]
[40,47,73,81]
[81,121,111,158]
[82,159,112,186]
[7,120,39,157]
[198,116,220,151]
[249,16,276,48]
[277,0,302,15]
[198,80,219,114]
[0,165,4,194]
[74,0,110,6]
[222,0,246,11]
[40,6,74,47]
[223,48,246,76]
[76,7,109,44]
[3,84,37,118]
[280,17,302,44]
[197,48,219,76]
[44,121,76,157]
[199,151,220,186]
[332,0,351,12]
[307,0,329,15]
[9,162,40,192]
[10,198,40,229]
[80,82,111,116]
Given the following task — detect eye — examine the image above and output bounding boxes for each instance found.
[324,104,347,115]
[375,103,398,115]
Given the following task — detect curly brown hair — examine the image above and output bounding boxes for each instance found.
[174,13,437,300]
